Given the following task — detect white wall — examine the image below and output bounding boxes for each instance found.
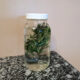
[0,0,80,70]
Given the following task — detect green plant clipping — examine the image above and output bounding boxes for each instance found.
[25,23,51,56]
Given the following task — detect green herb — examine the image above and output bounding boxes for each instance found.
[25,23,51,57]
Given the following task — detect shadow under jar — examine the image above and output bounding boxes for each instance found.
[24,13,51,71]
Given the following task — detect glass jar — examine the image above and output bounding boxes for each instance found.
[24,13,51,71]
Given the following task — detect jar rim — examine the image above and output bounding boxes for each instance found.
[26,13,48,20]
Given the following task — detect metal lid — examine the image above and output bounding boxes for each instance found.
[26,13,48,20]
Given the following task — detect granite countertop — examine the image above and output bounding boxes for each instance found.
[0,51,80,80]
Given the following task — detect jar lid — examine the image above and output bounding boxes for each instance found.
[26,13,48,20]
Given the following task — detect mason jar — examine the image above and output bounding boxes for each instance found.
[24,13,51,71]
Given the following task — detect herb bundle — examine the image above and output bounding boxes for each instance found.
[25,23,51,58]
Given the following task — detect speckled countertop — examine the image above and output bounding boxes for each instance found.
[0,51,80,80]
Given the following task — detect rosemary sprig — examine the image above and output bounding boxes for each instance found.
[25,23,51,58]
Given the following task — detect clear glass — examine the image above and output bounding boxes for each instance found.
[24,19,51,71]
